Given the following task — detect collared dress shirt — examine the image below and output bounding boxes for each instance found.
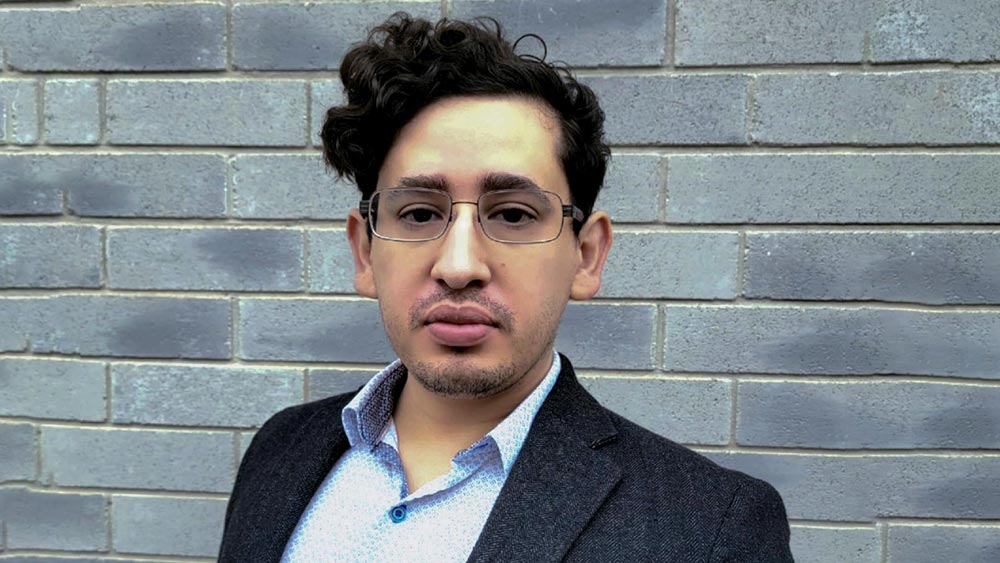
[280,351,562,563]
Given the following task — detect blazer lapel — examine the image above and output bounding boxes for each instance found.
[232,399,351,563]
[468,355,622,563]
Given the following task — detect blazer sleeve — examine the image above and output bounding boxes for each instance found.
[708,478,795,563]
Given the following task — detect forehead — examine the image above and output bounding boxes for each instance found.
[376,96,569,199]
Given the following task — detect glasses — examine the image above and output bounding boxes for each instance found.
[360,187,585,244]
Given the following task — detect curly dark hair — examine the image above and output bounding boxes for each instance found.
[320,12,610,234]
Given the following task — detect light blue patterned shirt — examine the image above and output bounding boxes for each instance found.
[281,351,561,563]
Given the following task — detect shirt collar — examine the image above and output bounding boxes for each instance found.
[341,350,561,476]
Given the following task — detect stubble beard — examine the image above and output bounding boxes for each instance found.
[385,289,564,399]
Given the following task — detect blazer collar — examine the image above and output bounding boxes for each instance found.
[467,353,622,563]
[238,397,352,563]
[239,353,620,563]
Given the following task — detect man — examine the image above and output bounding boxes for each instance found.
[219,13,793,563]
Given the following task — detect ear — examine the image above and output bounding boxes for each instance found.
[570,211,613,300]
[347,208,378,298]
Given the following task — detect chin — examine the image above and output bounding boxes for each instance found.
[407,356,519,399]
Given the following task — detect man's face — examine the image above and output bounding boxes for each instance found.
[347,96,610,398]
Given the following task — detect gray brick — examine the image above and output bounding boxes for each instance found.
[0,225,102,288]
[0,154,226,218]
[596,153,661,223]
[586,75,749,145]
[706,452,1000,521]
[0,80,39,145]
[0,296,230,359]
[308,228,357,294]
[239,298,394,362]
[308,369,374,401]
[579,377,730,445]
[107,80,307,146]
[43,79,100,145]
[0,558,153,563]
[664,305,1000,377]
[233,2,440,70]
[311,80,346,146]
[738,381,1000,449]
[0,488,106,550]
[113,495,226,556]
[0,4,226,71]
[790,526,880,563]
[753,72,1000,145]
[675,0,868,65]
[112,364,303,428]
[0,359,105,421]
[598,231,739,298]
[452,0,666,66]
[556,303,656,370]
[0,558,115,563]
[239,431,256,460]
[0,422,34,481]
[745,231,1000,304]
[871,0,1000,63]
[888,525,1000,563]
[108,227,304,291]
[231,154,356,219]
[41,427,233,492]
[667,154,1000,224]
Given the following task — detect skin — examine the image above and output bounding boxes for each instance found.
[346,95,613,490]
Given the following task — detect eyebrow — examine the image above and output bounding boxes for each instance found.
[394,172,545,194]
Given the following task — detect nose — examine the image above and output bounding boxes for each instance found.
[429,202,492,290]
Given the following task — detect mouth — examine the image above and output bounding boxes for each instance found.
[424,306,498,348]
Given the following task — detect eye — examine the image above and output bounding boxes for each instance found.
[399,206,444,224]
[489,206,537,225]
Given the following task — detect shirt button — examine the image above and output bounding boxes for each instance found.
[389,504,407,523]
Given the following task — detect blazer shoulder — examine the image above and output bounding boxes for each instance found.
[599,409,792,557]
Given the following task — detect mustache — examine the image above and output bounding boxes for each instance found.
[409,290,514,330]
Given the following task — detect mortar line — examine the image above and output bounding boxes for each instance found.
[689,445,1000,456]
[100,226,109,288]
[98,76,108,146]
[37,78,47,146]
[441,0,450,18]
[8,482,232,500]
[880,521,889,563]
[5,288,1000,310]
[664,0,675,68]
[301,227,311,292]
[0,549,213,562]
[6,217,1000,230]
[11,143,1000,155]
[232,431,241,476]
[230,296,240,361]
[107,493,114,554]
[654,303,664,372]
[736,230,746,298]
[728,378,738,448]
[304,79,313,148]
[104,363,112,425]
[10,61,999,81]
[746,74,757,143]
[658,155,668,223]
[225,154,235,218]
[303,367,311,403]
[4,362,1000,385]
[226,0,234,72]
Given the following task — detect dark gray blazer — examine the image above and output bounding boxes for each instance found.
[219,354,794,562]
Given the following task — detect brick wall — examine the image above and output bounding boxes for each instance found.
[1,1,998,561]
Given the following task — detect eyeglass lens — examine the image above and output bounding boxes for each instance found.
[370,188,563,243]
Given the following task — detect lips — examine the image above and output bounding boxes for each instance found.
[425,306,497,347]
